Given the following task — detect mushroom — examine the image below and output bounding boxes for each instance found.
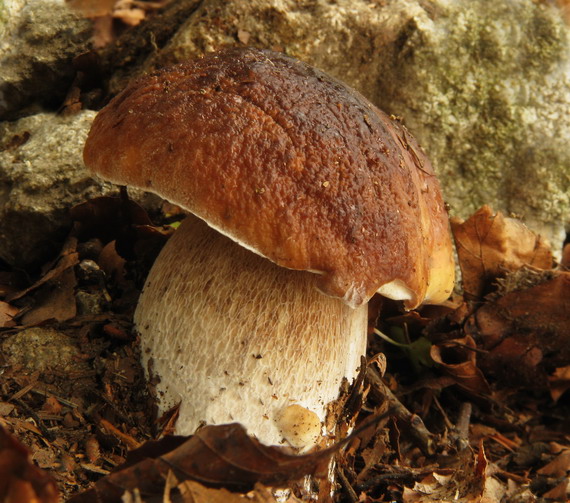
[83,47,454,449]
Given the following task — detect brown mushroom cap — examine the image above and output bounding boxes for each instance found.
[84,47,454,308]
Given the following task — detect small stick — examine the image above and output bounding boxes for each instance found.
[366,366,435,455]
[336,464,358,503]
[455,402,472,451]
[432,394,454,430]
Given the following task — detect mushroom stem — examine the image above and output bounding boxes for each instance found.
[135,216,368,449]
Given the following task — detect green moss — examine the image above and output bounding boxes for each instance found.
[375,0,570,235]
[0,1,7,34]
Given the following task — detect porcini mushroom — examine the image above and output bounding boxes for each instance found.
[83,47,454,449]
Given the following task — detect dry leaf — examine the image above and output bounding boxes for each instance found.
[70,415,390,502]
[548,366,570,402]
[97,240,127,284]
[537,449,570,478]
[542,478,569,500]
[5,237,79,325]
[0,301,18,328]
[0,426,59,503]
[451,206,553,299]
[237,29,251,45]
[20,267,78,325]
[7,237,79,302]
[69,423,336,502]
[178,479,247,503]
[430,336,491,395]
[468,271,570,386]
[178,480,302,502]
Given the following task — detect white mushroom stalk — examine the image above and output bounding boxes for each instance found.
[135,216,368,449]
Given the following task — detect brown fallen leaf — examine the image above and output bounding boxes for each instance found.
[72,424,333,502]
[548,366,570,402]
[537,449,570,478]
[7,236,79,303]
[451,206,553,299]
[0,301,18,328]
[0,425,59,503]
[467,270,570,387]
[70,414,391,502]
[20,266,78,325]
[542,478,569,500]
[430,336,491,396]
[6,237,79,325]
[178,480,303,502]
[97,240,127,285]
[71,195,152,246]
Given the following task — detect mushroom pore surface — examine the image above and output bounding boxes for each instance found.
[135,216,368,448]
[84,47,454,308]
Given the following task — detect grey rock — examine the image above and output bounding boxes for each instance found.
[0,0,92,120]
[1,326,88,373]
[0,111,112,267]
[3,0,567,271]
[75,289,109,315]
[374,0,570,253]
[0,110,163,268]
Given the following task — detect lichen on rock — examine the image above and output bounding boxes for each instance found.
[374,0,570,250]
[0,112,110,267]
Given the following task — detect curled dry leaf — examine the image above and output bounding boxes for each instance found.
[548,366,570,402]
[70,423,338,502]
[0,301,18,328]
[70,414,392,502]
[430,336,491,396]
[6,237,79,325]
[450,205,553,299]
[537,449,570,478]
[0,426,59,503]
[467,270,570,387]
[178,480,303,502]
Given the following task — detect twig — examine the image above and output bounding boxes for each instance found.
[14,398,54,441]
[336,464,358,503]
[366,366,435,455]
[432,394,454,430]
[456,402,472,451]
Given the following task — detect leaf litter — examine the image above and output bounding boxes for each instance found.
[1,200,569,502]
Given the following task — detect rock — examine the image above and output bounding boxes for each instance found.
[0,111,112,268]
[0,0,92,120]
[373,0,570,253]
[0,110,163,269]
[103,0,569,253]
[3,0,567,269]
[106,0,417,101]
[1,327,88,374]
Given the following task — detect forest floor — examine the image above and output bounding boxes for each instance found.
[0,197,569,502]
